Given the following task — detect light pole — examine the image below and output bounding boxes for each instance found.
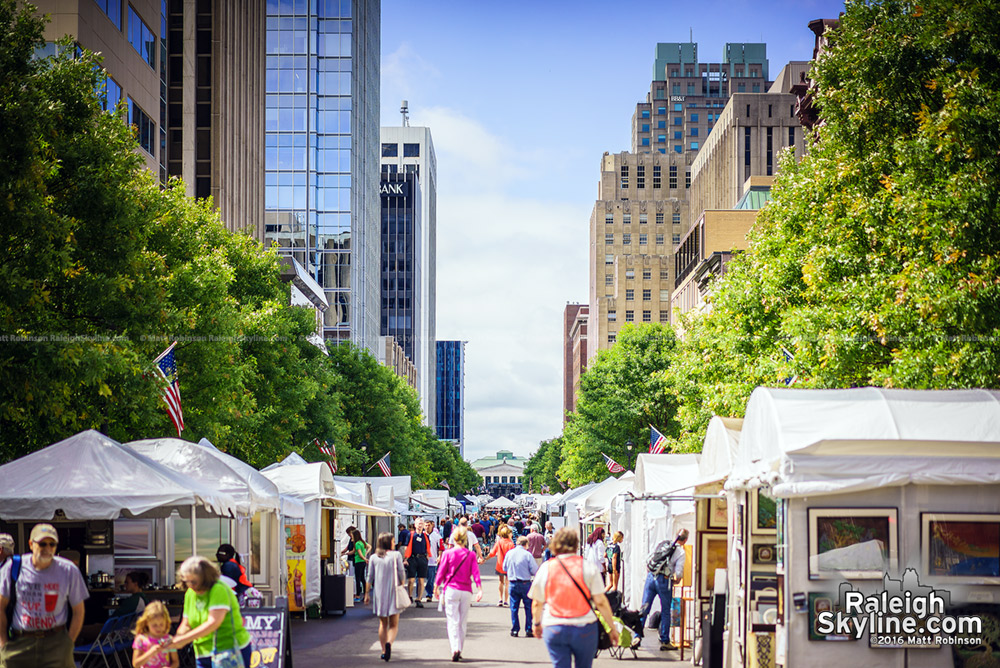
[626,440,635,471]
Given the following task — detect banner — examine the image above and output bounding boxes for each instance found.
[242,607,289,668]
[284,518,307,612]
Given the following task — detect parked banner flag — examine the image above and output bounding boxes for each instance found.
[440,479,450,491]
[375,452,391,477]
[602,453,626,474]
[154,342,184,436]
[649,425,668,455]
[316,439,338,474]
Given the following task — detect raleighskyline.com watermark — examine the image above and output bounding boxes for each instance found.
[815,570,985,647]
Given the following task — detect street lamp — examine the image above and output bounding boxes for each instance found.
[626,440,635,471]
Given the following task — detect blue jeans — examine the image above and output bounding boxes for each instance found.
[639,573,673,644]
[543,622,598,668]
[508,581,533,633]
[195,644,254,668]
[425,565,437,598]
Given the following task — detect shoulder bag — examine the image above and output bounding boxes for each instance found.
[211,591,245,668]
[394,553,411,610]
[555,557,612,651]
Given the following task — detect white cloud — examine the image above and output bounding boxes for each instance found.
[381,43,442,103]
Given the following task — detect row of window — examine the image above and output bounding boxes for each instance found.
[607,310,671,326]
[484,476,521,484]
[604,212,680,225]
[381,143,420,158]
[606,269,671,282]
[639,100,729,118]
[605,233,680,245]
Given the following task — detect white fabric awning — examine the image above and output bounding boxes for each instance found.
[695,416,742,487]
[486,496,518,509]
[261,462,338,502]
[0,430,237,520]
[323,496,395,517]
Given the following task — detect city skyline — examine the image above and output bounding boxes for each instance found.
[379,0,847,461]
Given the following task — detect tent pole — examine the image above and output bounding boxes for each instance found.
[191,504,198,557]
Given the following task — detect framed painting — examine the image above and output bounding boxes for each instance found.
[808,508,898,579]
[920,513,1000,584]
[113,519,155,556]
[707,497,728,530]
[752,489,777,535]
[113,561,159,589]
[808,592,854,641]
[699,533,728,597]
[753,542,776,565]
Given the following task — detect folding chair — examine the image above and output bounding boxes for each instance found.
[74,614,127,668]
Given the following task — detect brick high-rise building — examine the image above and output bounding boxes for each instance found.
[589,42,770,358]
[563,303,588,422]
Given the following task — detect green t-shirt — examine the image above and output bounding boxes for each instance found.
[182,582,251,658]
[353,540,368,563]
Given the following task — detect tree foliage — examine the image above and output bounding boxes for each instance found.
[665,0,1000,449]
[523,436,564,492]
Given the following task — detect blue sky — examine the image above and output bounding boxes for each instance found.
[379,0,846,462]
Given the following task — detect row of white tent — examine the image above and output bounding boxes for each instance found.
[550,387,1000,668]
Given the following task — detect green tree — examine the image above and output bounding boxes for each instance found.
[524,436,564,491]
[667,0,1000,449]
[558,323,678,486]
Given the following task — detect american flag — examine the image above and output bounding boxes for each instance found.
[602,453,626,474]
[440,479,450,491]
[375,452,391,477]
[649,424,668,455]
[316,439,338,474]
[154,343,184,436]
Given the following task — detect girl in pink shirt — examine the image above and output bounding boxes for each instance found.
[434,528,482,662]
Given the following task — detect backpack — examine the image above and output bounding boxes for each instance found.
[4,554,22,635]
[646,539,678,575]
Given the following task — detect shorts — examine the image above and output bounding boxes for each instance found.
[406,554,428,579]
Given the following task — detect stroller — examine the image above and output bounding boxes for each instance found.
[602,591,644,659]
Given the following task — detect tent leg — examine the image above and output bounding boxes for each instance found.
[191,505,198,557]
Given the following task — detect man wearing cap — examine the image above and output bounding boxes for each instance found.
[0,534,13,569]
[0,523,89,667]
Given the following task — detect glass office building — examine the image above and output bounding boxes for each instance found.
[264,0,380,351]
[436,340,465,455]
[380,172,422,367]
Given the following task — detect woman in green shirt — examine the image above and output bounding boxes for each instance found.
[168,556,252,668]
[352,528,369,602]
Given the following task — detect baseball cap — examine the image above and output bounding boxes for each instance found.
[0,533,13,552]
[30,523,59,544]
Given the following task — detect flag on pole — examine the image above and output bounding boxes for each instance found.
[649,424,668,455]
[316,439,338,474]
[375,452,391,477]
[602,453,626,474]
[154,342,184,436]
[440,479,450,491]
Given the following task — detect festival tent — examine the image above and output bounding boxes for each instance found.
[262,452,309,471]
[485,496,518,510]
[550,482,599,517]
[0,430,238,520]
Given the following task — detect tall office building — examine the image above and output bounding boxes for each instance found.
[379,171,421,374]
[264,0,381,350]
[589,42,769,359]
[436,340,465,456]
[381,123,437,426]
[563,303,588,422]
[35,1,265,240]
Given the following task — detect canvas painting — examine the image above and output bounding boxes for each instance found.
[922,513,1000,583]
[708,497,728,530]
[754,489,778,534]
[700,533,728,597]
[808,508,898,579]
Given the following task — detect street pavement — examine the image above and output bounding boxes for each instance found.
[290,561,695,667]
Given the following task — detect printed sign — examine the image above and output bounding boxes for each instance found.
[242,607,290,668]
[284,518,307,612]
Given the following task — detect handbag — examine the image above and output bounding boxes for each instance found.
[394,553,412,610]
[211,597,245,668]
[555,557,613,651]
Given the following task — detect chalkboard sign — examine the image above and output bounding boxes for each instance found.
[242,607,292,668]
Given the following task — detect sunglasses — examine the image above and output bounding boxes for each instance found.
[36,541,57,548]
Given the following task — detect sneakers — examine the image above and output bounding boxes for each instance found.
[452,651,462,662]
[510,631,518,637]
[384,642,392,661]
[415,600,424,608]
[526,631,534,638]
[660,642,678,651]
[497,600,505,607]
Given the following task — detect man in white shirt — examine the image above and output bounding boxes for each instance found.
[449,517,483,560]
[639,529,689,651]
[424,518,442,602]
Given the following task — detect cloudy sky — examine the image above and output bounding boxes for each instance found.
[379,0,846,462]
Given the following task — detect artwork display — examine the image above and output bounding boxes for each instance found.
[699,533,728,597]
[752,489,777,534]
[113,519,155,556]
[114,561,159,589]
[753,543,776,565]
[776,498,786,575]
[808,508,898,579]
[921,513,1000,584]
[708,497,728,530]
[808,592,855,641]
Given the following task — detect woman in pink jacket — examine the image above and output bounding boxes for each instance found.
[434,528,483,662]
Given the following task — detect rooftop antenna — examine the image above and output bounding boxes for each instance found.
[690,27,693,43]
[400,100,410,127]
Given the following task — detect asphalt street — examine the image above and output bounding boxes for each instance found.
[290,561,695,667]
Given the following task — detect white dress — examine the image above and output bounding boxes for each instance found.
[367,550,406,617]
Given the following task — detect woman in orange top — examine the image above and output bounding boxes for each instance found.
[480,525,515,606]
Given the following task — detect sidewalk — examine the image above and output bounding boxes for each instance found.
[290,563,695,667]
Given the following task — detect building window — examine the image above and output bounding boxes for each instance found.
[639,234,647,245]
[656,87,665,99]
[403,143,420,157]
[737,83,746,92]
[608,310,617,321]
[660,270,669,280]
[655,212,664,224]
[623,233,631,245]
[625,269,634,279]
[636,165,645,189]
[745,127,752,167]
[674,145,682,153]
[686,171,691,188]
[752,84,761,93]
[99,75,121,112]
[690,128,699,137]
[94,0,122,29]
[643,269,651,280]
[660,289,671,300]
[767,126,773,175]
[605,214,614,225]
[669,166,677,189]
[653,166,661,189]
[642,289,651,301]
[641,109,650,118]
[381,143,398,157]
[623,214,631,224]
[605,233,614,245]
[658,120,666,129]
[605,254,614,265]
[605,274,613,285]
[608,333,616,344]
[639,214,647,224]
[673,233,681,245]
[642,310,652,322]
[789,126,795,147]
[768,104,773,118]
[659,311,669,323]
[656,234,664,245]
[641,137,650,146]
[674,131,682,140]
[687,83,695,94]
[690,142,699,150]
[620,165,629,189]
[657,135,666,144]
[625,289,634,301]
[659,148,666,154]
[641,123,650,132]
[672,212,681,225]
[128,6,156,69]
[673,103,682,111]
[657,106,666,115]
[127,97,155,156]
[673,117,681,126]
[625,310,634,322]
[690,114,699,123]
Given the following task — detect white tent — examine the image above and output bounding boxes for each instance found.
[552,482,599,517]
[697,417,743,487]
[485,496,518,510]
[336,475,411,507]
[579,472,635,516]
[0,430,237,520]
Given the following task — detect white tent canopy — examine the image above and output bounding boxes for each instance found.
[127,437,282,516]
[486,496,518,509]
[262,452,309,471]
[263,462,338,502]
[336,475,411,504]
[697,417,743,487]
[731,387,1000,493]
[0,430,237,520]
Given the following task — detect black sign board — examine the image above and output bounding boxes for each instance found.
[242,607,292,668]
